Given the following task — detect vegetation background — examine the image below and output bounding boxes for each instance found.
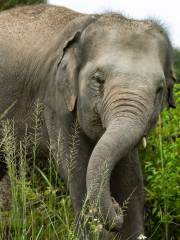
[0,1,179,239]
[0,0,45,10]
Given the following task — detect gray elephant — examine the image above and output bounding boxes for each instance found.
[0,4,176,239]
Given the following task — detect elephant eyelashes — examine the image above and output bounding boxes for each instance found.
[92,71,105,84]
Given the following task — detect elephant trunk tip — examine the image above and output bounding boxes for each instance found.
[88,199,124,232]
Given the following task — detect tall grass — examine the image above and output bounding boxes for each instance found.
[0,106,107,240]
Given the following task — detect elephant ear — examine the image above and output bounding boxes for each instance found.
[56,15,97,112]
[166,67,176,108]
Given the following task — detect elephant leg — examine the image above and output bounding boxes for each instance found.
[110,149,144,240]
[66,132,93,213]
[44,108,93,212]
[66,132,95,239]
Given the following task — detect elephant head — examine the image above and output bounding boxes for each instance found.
[56,14,176,231]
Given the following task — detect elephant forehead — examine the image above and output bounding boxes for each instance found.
[79,36,164,74]
[82,28,163,60]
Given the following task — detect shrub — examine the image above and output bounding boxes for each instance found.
[140,84,180,239]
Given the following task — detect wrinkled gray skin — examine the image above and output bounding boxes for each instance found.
[0,4,176,239]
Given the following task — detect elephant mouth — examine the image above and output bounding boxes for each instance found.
[86,114,105,140]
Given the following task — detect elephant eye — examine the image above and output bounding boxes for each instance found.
[92,72,105,84]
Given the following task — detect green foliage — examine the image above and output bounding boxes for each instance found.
[140,84,180,239]
[0,0,45,11]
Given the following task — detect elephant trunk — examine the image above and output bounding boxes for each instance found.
[86,90,152,231]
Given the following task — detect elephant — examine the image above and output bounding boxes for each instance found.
[0,4,176,239]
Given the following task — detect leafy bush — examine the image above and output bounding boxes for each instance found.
[140,85,180,239]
